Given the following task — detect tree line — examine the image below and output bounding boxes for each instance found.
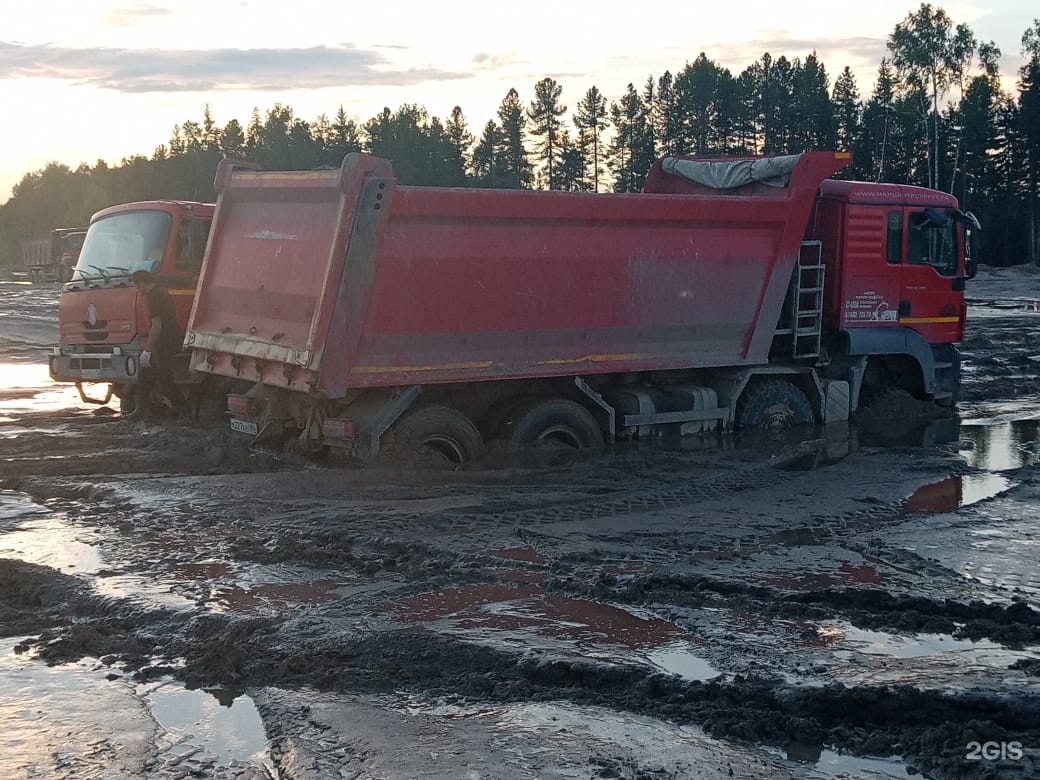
[2,4,1039,266]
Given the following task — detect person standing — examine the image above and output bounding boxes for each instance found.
[130,267,189,417]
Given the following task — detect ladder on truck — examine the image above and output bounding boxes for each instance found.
[774,241,825,359]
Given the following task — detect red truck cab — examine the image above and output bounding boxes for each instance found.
[49,200,213,408]
[808,180,979,406]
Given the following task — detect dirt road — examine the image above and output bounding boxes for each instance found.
[1,267,1039,779]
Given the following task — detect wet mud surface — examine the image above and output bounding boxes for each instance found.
[2,268,1040,778]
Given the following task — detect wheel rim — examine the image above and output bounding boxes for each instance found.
[535,424,583,449]
[420,433,468,462]
[761,403,796,434]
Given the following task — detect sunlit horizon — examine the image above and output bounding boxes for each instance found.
[2,0,1037,202]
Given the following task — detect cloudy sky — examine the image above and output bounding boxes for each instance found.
[1,0,1036,202]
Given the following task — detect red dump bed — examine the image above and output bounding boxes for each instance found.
[186,152,849,398]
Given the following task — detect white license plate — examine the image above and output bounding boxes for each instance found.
[230,418,259,436]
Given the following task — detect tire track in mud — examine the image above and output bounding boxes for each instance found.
[11,584,1039,780]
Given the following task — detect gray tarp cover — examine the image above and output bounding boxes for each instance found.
[661,154,803,189]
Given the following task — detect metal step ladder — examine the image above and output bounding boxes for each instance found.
[774,241,825,359]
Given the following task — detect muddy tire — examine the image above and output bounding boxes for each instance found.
[501,398,605,450]
[381,405,486,464]
[735,380,814,433]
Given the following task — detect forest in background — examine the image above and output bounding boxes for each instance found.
[1,3,1038,267]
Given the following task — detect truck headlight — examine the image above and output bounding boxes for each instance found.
[126,356,138,376]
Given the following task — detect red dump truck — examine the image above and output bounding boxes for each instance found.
[49,200,213,409]
[184,151,978,462]
[22,227,88,284]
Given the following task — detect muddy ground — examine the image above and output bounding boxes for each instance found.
[1,266,1039,779]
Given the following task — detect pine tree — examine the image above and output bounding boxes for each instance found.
[608,84,654,192]
[220,119,246,158]
[574,86,608,191]
[528,78,567,189]
[1020,20,1040,264]
[330,106,362,163]
[471,120,507,187]
[445,106,474,185]
[496,89,533,189]
[790,53,836,152]
[832,66,862,156]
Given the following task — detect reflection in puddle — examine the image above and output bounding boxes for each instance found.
[903,474,1014,514]
[486,546,547,565]
[212,579,344,612]
[395,583,720,680]
[0,515,104,574]
[0,638,154,775]
[783,744,912,778]
[141,679,270,768]
[835,624,1003,658]
[646,641,720,681]
[959,419,1040,470]
[0,362,83,416]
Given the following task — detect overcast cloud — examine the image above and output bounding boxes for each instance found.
[0,41,470,92]
[104,3,174,27]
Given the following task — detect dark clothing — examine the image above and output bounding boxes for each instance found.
[145,285,184,363]
[137,284,189,417]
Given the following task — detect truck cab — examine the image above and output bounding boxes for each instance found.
[49,200,214,409]
[808,180,979,406]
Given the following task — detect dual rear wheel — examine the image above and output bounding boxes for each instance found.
[382,397,605,465]
[380,380,813,464]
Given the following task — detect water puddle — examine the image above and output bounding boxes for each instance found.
[141,679,271,769]
[0,362,84,416]
[0,514,104,574]
[395,583,720,679]
[0,638,155,775]
[903,474,1014,514]
[782,743,912,777]
[833,624,1004,659]
[646,640,721,681]
[486,546,548,565]
[958,419,1040,470]
[211,579,344,612]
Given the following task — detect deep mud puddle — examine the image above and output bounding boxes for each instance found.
[0,637,274,779]
[142,678,272,774]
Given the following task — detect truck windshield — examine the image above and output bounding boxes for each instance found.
[74,211,172,279]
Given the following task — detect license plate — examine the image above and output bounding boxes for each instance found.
[230,418,259,436]
[81,369,102,380]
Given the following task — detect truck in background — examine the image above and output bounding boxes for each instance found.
[184,151,979,463]
[21,227,88,284]
[48,200,213,410]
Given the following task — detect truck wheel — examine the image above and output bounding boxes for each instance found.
[735,380,814,433]
[382,406,486,464]
[502,398,605,450]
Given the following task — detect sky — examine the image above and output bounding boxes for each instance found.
[1,0,1037,204]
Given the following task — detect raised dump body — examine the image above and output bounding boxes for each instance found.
[188,153,844,392]
[186,151,974,461]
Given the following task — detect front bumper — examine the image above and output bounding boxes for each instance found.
[50,345,141,384]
